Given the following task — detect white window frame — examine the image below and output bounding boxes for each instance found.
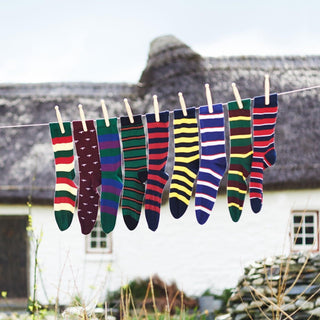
[291,210,319,252]
[85,219,112,254]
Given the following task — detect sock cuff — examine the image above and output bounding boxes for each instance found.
[50,122,72,137]
[120,115,142,127]
[96,117,118,132]
[146,110,169,124]
[174,107,196,119]
[228,98,251,111]
[72,120,95,132]
[199,104,224,115]
[254,93,278,108]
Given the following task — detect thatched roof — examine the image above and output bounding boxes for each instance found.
[0,35,319,203]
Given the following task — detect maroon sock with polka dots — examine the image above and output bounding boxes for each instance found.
[73,120,101,235]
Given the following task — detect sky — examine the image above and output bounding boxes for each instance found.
[0,0,319,84]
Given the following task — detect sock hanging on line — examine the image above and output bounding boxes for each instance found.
[249,94,278,213]
[145,111,170,231]
[169,107,200,219]
[120,115,147,230]
[195,104,227,225]
[49,122,78,231]
[227,99,253,222]
[96,118,123,234]
[73,120,101,235]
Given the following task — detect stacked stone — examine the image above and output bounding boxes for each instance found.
[228,253,320,320]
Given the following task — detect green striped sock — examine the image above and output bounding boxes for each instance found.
[120,115,147,230]
[97,118,123,234]
[49,122,78,231]
[169,107,200,219]
[227,99,253,222]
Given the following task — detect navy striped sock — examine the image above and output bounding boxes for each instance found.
[249,94,278,213]
[169,107,200,219]
[145,111,170,231]
[195,104,227,224]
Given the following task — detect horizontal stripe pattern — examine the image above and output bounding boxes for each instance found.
[49,122,77,231]
[227,99,252,222]
[120,115,147,230]
[195,104,227,225]
[169,107,199,219]
[97,118,123,234]
[145,111,170,231]
[249,94,278,213]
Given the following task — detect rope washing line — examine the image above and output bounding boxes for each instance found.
[0,83,320,130]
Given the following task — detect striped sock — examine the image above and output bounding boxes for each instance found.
[195,104,227,225]
[249,93,278,213]
[73,120,101,235]
[49,122,78,231]
[169,107,200,219]
[227,99,253,222]
[145,111,170,231]
[97,118,123,234]
[120,115,147,230]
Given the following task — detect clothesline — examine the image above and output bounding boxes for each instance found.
[1,83,320,130]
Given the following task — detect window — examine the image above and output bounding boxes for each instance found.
[86,220,112,254]
[291,210,319,252]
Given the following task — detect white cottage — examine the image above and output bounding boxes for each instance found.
[0,35,319,307]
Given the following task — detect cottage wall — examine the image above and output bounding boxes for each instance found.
[2,188,319,305]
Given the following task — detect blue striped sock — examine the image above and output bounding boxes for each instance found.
[195,104,227,225]
[96,118,123,234]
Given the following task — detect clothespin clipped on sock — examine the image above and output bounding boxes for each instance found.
[101,99,110,127]
[54,105,65,134]
[178,92,187,116]
[265,74,270,105]
[231,83,244,109]
[78,104,88,132]
[153,95,160,122]
[123,98,134,123]
[205,83,213,114]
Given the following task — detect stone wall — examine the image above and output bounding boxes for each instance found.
[228,253,320,320]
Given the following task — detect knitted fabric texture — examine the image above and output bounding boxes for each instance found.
[73,120,101,235]
[195,104,227,225]
[120,115,147,230]
[49,122,78,231]
[249,94,278,213]
[227,99,253,222]
[169,107,200,219]
[145,111,170,231]
[97,117,123,234]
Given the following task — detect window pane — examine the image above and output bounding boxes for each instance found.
[92,231,97,238]
[295,237,303,245]
[306,237,314,245]
[305,215,314,223]
[305,227,314,234]
[294,216,303,224]
[294,227,302,234]
[101,241,107,248]
[100,232,106,238]
[91,241,97,248]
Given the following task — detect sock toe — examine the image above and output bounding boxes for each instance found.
[251,198,262,213]
[170,197,188,219]
[196,210,210,225]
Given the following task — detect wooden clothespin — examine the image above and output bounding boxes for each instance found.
[231,82,243,109]
[54,105,65,134]
[153,95,160,122]
[123,98,134,123]
[205,83,213,114]
[78,104,88,132]
[178,92,187,117]
[101,99,110,127]
[264,74,270,105]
